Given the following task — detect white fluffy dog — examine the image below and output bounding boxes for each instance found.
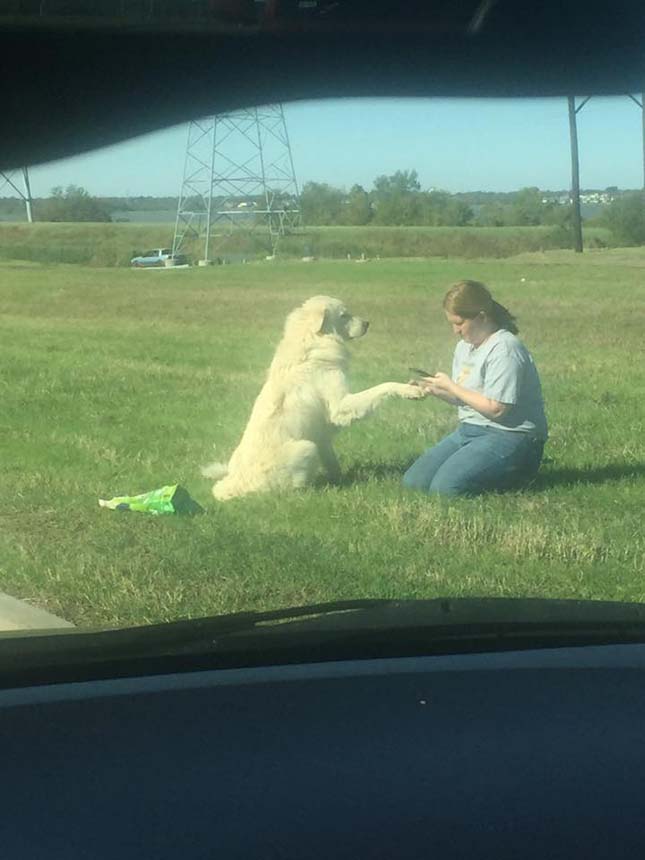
[202,295,424,500]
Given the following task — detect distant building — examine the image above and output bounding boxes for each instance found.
[540,190,615,206]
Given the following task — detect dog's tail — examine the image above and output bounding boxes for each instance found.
[200,461,229,480]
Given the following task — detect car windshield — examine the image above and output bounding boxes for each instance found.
[1,91,644,637]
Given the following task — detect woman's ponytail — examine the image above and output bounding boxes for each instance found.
[490,300,519,334]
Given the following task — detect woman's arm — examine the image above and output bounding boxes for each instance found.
[423,386,461,406]
[421,372,510,420]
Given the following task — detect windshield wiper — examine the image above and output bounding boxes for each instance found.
[3,597,645,690]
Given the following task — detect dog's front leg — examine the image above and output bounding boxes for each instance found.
[330,382,423,428]
[317,439,342,484]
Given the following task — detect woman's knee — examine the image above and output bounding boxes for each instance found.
[402,432,463,493]
[428,472,476,497]
[404,459,469,496]
[402,462,431,492]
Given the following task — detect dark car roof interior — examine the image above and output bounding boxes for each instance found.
[2,0,645,168]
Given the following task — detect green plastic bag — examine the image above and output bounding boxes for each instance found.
[99,484,204,516]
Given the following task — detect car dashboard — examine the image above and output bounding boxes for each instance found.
[3,642,645,858]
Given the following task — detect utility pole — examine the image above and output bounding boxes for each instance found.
[626,92,645,189]
[566,92,645,252]
[567,96,585,253]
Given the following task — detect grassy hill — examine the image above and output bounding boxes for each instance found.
[0,221,613,266]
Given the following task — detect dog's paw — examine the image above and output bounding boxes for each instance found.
[400,383,427,400]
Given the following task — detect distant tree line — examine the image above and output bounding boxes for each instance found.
[100,195,179,212]
[299,174,576,228]
[0,185,112,222]
[2,179,645,243]
[38,185,113,222]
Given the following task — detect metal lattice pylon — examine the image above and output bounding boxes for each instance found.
[172,104,301,261]
[0,167,33,223]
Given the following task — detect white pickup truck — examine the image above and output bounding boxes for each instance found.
[130,248,187,267]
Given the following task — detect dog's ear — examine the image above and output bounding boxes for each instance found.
[317,307,332,335]
[306,304,330,335]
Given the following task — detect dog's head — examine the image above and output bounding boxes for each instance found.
[291,295,369,341]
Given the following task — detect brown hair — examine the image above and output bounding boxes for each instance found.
[442,280,519,334]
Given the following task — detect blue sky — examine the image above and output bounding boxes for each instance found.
[25,96,645,197]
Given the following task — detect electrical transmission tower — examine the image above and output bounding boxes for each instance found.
[172,105,301,262]
[0,167,33,222]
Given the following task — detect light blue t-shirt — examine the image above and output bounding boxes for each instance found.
[451,329,548,439]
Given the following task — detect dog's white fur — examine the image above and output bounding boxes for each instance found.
[202,295,424,500]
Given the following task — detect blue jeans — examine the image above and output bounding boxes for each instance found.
[403,423,545,497]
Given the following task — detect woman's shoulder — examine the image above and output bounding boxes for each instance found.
[487,329,532,362]
[493,329,526,351]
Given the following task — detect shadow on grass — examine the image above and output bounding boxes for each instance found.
[341,459,645,491]
[341,461,413,485]
[533,462,645,490]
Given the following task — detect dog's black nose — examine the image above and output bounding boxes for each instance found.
[363,320,370,331]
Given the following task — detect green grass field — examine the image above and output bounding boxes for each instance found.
[1,250,644,628]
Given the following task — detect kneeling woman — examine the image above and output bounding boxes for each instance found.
[403,280,548,497]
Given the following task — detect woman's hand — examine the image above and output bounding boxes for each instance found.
[427,372,455,395]
[417,372,454,397]
[414,372,461,406]
[423,373,509,420]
